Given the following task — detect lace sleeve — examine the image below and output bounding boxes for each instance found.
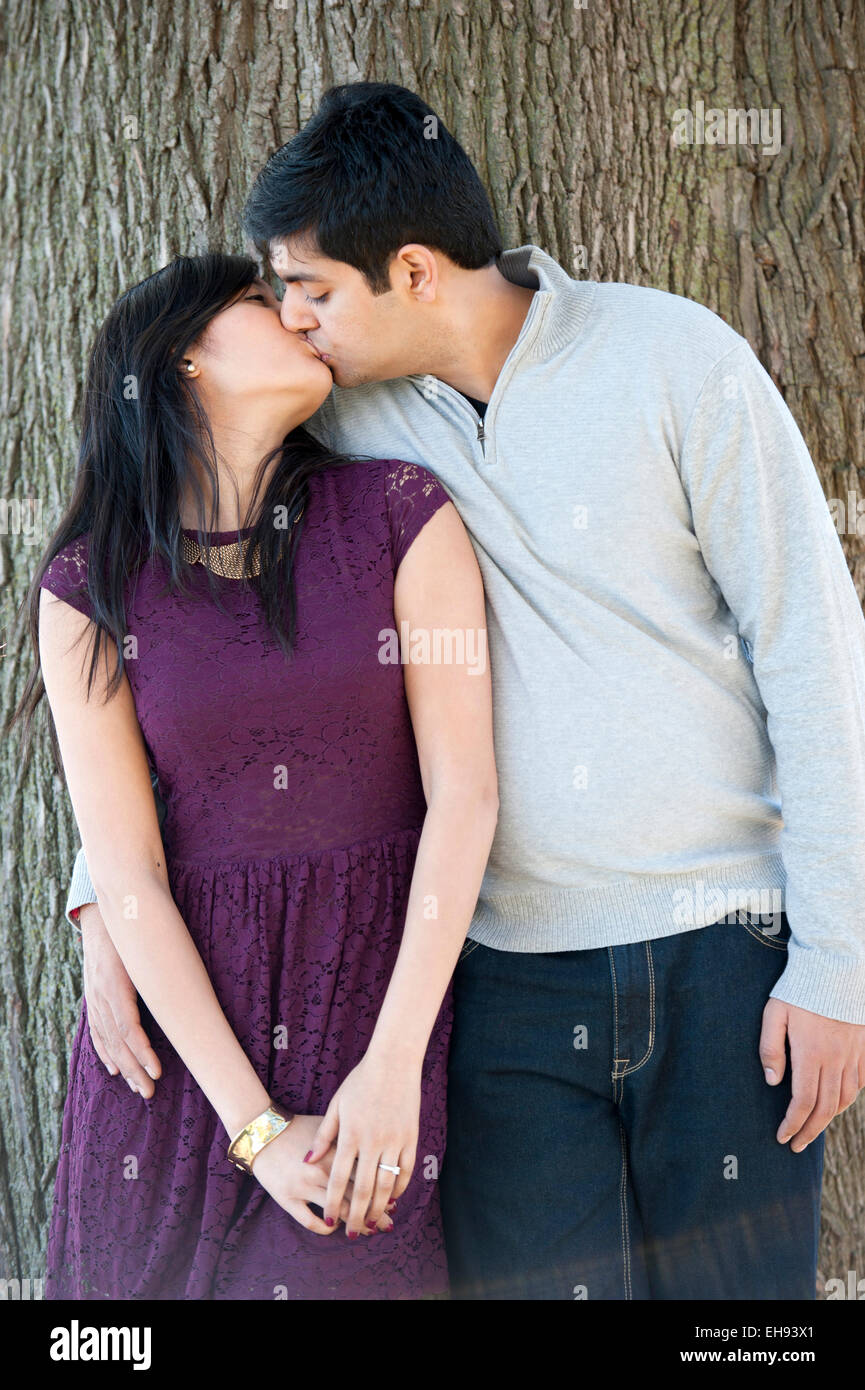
[39,534,94,619]
[383,459,453,573]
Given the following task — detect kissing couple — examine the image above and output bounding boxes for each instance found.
[19,80,865,1302]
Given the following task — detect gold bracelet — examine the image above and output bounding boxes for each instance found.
[227,1102,294,1175]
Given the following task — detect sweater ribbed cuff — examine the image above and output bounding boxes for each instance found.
[64,846,98,932]
[769,942,865,1025]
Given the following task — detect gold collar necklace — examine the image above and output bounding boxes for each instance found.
[180,508,304,579]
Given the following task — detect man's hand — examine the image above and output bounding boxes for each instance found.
[760,998,865,1151]
[78,901,162,1098]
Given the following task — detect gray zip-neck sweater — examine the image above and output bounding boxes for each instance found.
[66,245,865,1024]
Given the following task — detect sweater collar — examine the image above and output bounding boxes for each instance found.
[495,243,596,359]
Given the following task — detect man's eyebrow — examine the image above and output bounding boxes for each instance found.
[271,270,327,284]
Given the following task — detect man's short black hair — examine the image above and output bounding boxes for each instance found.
[242,82,503,294]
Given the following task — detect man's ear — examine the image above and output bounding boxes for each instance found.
[393,243,439,303]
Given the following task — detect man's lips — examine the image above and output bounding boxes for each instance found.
[302,336,330,364]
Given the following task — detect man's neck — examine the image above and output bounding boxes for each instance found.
[423,266,536,403]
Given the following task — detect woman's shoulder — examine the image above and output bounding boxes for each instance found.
[315,455,451,509]
[380,457,452,500]
[381,460,454,571]
[309,455,453,573]
[39,532,94,617]
[44,530,91,572]
[326,457,455,569]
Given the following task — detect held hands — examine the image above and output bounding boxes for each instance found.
[304,1050,421,1239]
[250,1113,394,1236]
[78,902,399,1238]
[760,998,865,1150]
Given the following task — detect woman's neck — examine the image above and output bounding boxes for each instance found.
[179,417,289,531]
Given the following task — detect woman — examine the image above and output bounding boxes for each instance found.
[14,253,497,1299]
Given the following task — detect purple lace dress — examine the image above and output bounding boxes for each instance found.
[40,458,455,1300]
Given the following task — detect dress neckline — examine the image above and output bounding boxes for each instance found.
[180,525,256,540]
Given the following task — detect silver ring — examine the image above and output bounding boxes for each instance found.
[378,1162,401,1175]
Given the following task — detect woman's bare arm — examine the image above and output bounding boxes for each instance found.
[309,499,499,1234]
[369,499,498,1061]
[39,588,273,1139]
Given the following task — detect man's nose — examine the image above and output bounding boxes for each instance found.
[280,293,319,334]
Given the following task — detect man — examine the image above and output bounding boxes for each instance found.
[66,81,865,1300]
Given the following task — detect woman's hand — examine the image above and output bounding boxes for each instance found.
[251,1113,393,1235]
[304,1052,421,1238]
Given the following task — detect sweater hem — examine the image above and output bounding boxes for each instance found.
[467,853,787,951]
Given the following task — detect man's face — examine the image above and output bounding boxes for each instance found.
[269,236,418,389]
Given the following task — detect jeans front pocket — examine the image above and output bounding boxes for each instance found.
[733,907,790,951]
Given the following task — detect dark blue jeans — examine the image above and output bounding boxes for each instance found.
[439,910,824,1300]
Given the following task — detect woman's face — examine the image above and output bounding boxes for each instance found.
[184,276,333,422]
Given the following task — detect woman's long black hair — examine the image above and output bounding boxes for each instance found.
[10,252,365,768]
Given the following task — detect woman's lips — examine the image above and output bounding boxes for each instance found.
[303,336,330,364]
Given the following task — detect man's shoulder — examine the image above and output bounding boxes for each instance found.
[587,279,747,369]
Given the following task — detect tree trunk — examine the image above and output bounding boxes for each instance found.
[1,0,862,1296]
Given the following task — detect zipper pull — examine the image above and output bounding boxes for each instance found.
[477,419,485,444]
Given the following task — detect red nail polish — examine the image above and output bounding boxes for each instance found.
[365,1220,377,1230]
[303,1150,313,1163]
[347,1230,359,1240]
[324,1217,335,1227]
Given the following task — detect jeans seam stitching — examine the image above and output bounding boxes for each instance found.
[618,1114,632,1300]
[608,947,621,1083]
[621,942,656,1076]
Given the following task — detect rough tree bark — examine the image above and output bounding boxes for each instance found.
[1,0,862,1295]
